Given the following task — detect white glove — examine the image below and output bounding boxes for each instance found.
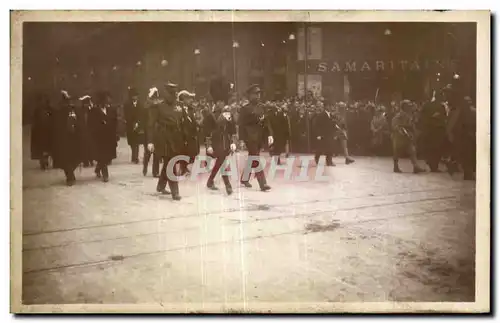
[317,136,322,140]
[268,136,274,146]
[147,143,154,152]
[207,146,214,155]
[230,143,236,152]
[148,87,158,98]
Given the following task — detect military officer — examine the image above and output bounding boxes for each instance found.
[147,82,184,200]
[334,101,355,164]
[238,84,272,191]
[391,100,425,173]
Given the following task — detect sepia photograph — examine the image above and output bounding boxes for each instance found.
[11,10,490,313]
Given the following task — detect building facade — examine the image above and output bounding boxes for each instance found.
[23,21,476,115]
[292,22,476,102]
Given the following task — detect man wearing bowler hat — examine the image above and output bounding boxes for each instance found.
[147,81,184,200]
[178,90,200,175]
[238,84,272,191]
[124,86,142,164]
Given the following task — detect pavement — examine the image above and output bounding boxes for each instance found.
[21,127,476,309]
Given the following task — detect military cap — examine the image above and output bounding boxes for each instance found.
[246,84,262,95]
[78,95,92,102]
[61,90,71,100]
[177,90,196,101]
[400,99,413,110]
[164,81,178,91]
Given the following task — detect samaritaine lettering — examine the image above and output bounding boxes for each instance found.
[314,59,457,73]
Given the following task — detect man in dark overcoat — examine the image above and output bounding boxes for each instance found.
[124,87,142,164]
[89,91,118,182]
[267,103,290,165]
[78,95,95,168]
[290,104,309,154]
[420,90,448,172]
[31,93,53,170]
[51,90,85,186]
[178,90,200,175]
[312,101,336,167]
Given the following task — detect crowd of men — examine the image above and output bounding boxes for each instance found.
[30,71,476,200]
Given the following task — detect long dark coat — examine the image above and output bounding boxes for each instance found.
[51,102,85,170]
[420,100,448,156]
[290,112,309,153]
[238,102,273,153]
[147,98,185,158]
[79,103,95,162]
[89,106,118,163]
[312,111,337,154]
[124,99,142,146]
[447,100,476,170]
[181,106,200,158]
[203,111,236,158]
[30,104,53,160]
[267,108,290,154]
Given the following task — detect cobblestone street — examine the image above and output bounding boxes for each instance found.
[21,128,476,307]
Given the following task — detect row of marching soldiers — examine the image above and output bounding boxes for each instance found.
[30,77,270,200]
[387,73,476,180]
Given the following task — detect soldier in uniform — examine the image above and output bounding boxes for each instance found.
[238,84,272,191]
[203,78,237,195]
[89,91,118,182]
[420,89,448,172]
[334,101,355,164]
[124,87,142,164]
[312,100,336,166]
[147,82,184,200]
[78,95,95,168]
[178,90,200,175]
[267,102,290,165]
[370,104,389,156]
[51,90,85,186]
[142,87,161,177]
[391,100,425,173]
[30,93,53,170]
